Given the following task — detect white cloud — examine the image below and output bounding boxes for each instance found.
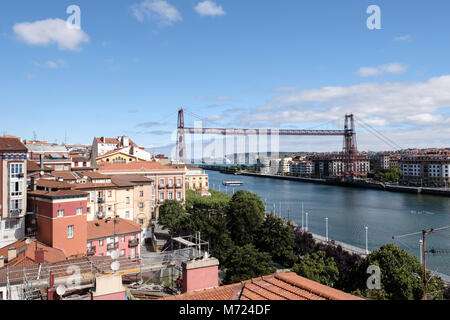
[195,1,226,17]
[357,63,408,77]
[131,0,182,27]
[394,34,412,41]
[239,75,450,130]
[26,74,36,80]
[13,18,89,51]
[45,59,65,69]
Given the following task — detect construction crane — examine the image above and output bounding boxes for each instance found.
[392,225,450,300]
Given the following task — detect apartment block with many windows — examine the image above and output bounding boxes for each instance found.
[399,153,450,187]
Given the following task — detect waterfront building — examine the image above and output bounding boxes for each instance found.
[379,153,391,170]
[311,155,370,178]
[257,157,282,175]
[399,152,450,187]
[289,161,314,177]
[280,157,293,174]
[172,164,209,191]
[0,137,28,248]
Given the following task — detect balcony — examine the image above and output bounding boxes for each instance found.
[175,184,182,188]
[107,243,118,250]
[87,246,96,256]
[97,197,105,204]
[128,238,139,248]
[9,209,23,217]
[159,184,165,189]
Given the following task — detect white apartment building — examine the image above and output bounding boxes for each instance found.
[91,136,152,162]
[0,138,28,248]
[290,161,314,176]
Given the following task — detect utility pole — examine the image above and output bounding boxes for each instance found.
[325,217,329,242]
[393,225,450,300]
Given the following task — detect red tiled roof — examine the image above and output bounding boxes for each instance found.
[110,175,153,187]
[79,171,109,179]
[27,160,53,172]
[28,189,89,198]
[0,137,27,152]
[0,239,67,268]
[161,272,364,301]
[99,161,184,172]
[36,179,73,189]
[52,171,78,180]
[87,218,142,240]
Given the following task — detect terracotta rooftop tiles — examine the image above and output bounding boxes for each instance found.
[36,179,73,189]
[0,239,68,268]
[0,137,27,152]
[87,218,142,240]
[27,160,53,172]
[160,272,364,301]
[98,161,184,172]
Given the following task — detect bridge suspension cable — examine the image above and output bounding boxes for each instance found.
[354,117,403,151]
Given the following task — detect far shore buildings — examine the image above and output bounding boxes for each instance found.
[399,152,450,187]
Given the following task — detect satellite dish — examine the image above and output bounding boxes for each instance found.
[56,285,67,296]
[110,250,119,260]
[25,238,31,245]
[111,261,120,272]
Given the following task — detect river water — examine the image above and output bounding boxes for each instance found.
[206,170,450,276]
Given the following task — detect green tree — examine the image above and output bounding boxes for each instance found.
[185,189,231,215]
[226,190,266,246]
[158,200,187,236]
[347,243,444,300]
[184,211,236,268]
[292,250,339,287]
[255,214,298,268]
[223,244,276,284]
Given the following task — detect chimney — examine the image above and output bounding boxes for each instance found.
[101,137,105,143]
[39,154,44,169]
[31,177,37,191]
[8,247,17,262]
[35,248,45,264]
[181,257,219,293]
[0,256,5,268]
[122,136,130,147]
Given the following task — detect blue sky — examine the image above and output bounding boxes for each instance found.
[1,0,450,154]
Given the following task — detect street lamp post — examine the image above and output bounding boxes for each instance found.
[365,226,369,254]
[325,217,328,242]
[305,212,309,232]
[419,239,423,264]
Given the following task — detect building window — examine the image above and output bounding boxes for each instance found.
[76,208,83,215]
[139,219,144,225]
[126,197,130,204]
[159,178,164,186]
[9,163,23,179]
[10,181,23,197]
[87,207,91,213]
[159,192,164,201]
[177,192,182,201]
[57,210,64,218]
[67,225,74,239]
[177,178,181,186]
[139,202,144,208]
[108,191,112,197]
[168,192,173,200]
[89,192,94,203]
[87,241,92,249]
[99,239,104,247]
[169,179,173,187]
[121,236,125,243]
[125,211,130,219]
[140,191,144,197]
[120,249,125,257]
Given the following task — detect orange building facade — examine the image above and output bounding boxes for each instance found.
[27,190,89,257]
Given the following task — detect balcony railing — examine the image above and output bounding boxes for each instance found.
[107,243,118,250]
[175,184,182,188]
[87,246,96,256]
[159,184,165,189]
[9,209,23,217]
[128,238,139,248]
